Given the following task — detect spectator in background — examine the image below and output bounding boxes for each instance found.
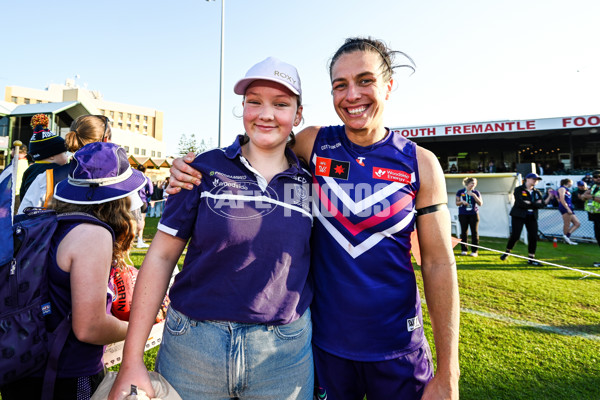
[456,177,483,256]
[500,173,545,266]
[537,163,544,176]
[557,178,580,245]
[133,165,153,248]
[148,179,164,218]
[19,114,69,200]
[18,115,130,213]
[582,173,593,187]
[488,160,496,173]
[572,181,587,210]
[582,171,600,267]
[543,184,559,208]
[12,143,29,211]
[544,163,552,175]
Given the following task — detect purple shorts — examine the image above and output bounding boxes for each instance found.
[313,342,434,400]
[558,204,574,215]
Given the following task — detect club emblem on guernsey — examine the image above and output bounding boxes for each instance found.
[407,316,422,332]
[315,156,350,180]
[356,157,365,166]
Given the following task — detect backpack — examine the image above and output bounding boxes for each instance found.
[0,207,114,399]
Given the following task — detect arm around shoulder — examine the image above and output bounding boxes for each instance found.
[292,126,320,165]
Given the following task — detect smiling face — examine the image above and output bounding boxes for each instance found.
[330,50,393,140]
[243,80,302,152]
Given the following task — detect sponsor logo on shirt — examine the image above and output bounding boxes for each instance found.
[320,142,342,151]
[212,178,249,190]
[372,167,411,184]
[356,157,366,166]
[209,170,248,180]
[315,156,350,180]
[407,316,422,332]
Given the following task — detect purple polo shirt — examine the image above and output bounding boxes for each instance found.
[158,136,313,325]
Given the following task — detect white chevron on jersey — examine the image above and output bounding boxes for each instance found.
[312,153,415,214]
[313,200,414,259]
[201,191,313,220]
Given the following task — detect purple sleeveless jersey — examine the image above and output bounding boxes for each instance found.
[310,125,426,361]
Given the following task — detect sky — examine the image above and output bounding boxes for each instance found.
[2,0,599,157]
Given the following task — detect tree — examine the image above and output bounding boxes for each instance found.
[177,133,199,156]
[177,134,215,156]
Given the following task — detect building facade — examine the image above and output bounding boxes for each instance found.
[392,114,600,175]
[4,80,165,160]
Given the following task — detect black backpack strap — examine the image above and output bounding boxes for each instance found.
[41,315,72,400]
[57,212,115,241]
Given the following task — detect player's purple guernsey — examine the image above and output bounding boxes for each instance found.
[158,136,313,325]
[310,125,425,361]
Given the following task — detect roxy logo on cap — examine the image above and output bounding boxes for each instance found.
[273,70,296,85]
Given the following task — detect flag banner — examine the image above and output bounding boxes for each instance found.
[0,163,15,265]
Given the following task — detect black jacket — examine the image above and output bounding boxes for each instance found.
[510,184,544,219]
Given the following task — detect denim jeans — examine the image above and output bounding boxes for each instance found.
[156,306,313,399]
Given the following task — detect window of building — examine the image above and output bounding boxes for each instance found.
[144,116,148,122]
[118,122,123,128]
[11,96,17,102]
[141,149,146,156]
[37,100,42,104]
[151,150,156,157]
[136,115,140,121]
[110,111,114,118]
[158,152,162,157]
[119,112,123,119]
[127,113,131,120]
[134,148,139,155]
[124,146,130,153]
[24,98,30,104]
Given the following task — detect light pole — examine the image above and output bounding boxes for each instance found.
[206,0,225,148]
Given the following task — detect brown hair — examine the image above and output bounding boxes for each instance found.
[65,115,111,153]
[560,178,572,186]
[463,177,477,186]
[328,37,415,83]
[49,197,135,270]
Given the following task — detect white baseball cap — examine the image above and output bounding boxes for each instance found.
[233,57,302,101]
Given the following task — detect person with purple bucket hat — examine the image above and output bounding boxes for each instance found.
[0,142,146,400]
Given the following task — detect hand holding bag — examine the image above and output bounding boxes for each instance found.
[90,371,182,400]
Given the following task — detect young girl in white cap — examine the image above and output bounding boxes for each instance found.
[1,142,146,400]
[109,57,313,400]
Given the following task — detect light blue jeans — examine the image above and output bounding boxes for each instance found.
[156,306,313,400]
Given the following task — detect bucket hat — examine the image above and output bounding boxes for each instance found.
[54,142,146,204]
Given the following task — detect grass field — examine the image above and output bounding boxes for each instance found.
[125,218,600,399]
